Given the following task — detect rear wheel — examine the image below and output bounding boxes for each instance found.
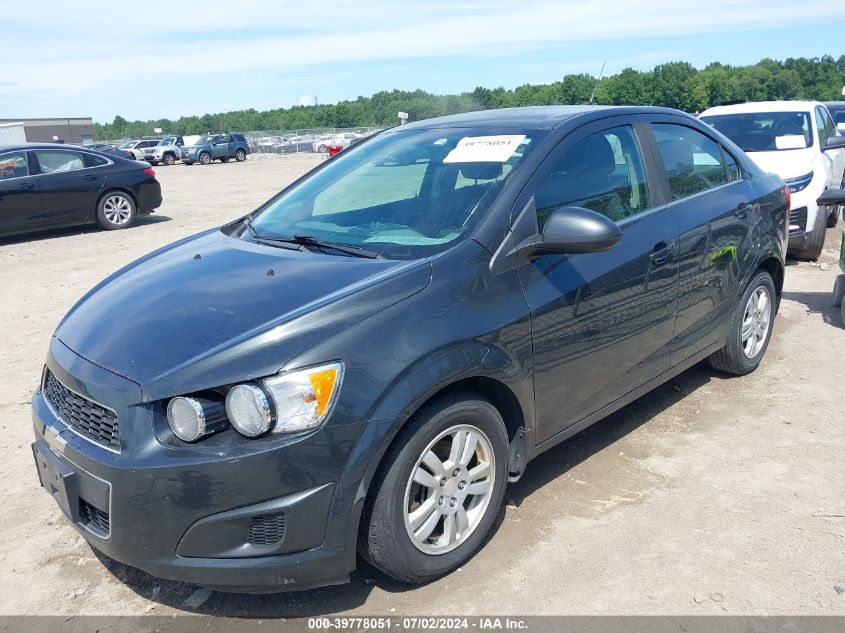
[709,270,776,375]
[97,192,136,230]
[360,394,508,583]
[235,149,246,162]
[794,210,826,260]
[198,152,211,165]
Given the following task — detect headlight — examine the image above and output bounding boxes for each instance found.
[225,384,273,437]
[167,396,227,442]
[225,362,343,438]
[785,171,813,193]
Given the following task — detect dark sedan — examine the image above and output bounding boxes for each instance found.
[0,144,162,237]
[32,106,789,592]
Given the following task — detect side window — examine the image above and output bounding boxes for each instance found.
[815,108,831,147]
[0,151,30,180]
[721,147,740,182]
[533,126,650,229]
[83,152,108,167]
[652,124,731,201]
[34,150,85,174]
[216,135,230,144]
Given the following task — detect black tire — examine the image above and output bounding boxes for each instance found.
[841,299,845,329]
[220,157,229,163]
[96,191,136,230]
[163,153,175,166]
[235,149,246,162]
[826,205,840,228]
[709,270,776,375]
[794,210,826,260]
[833,274,845,307]
[317,144,327,153]
[359,393,509,584]
[198,152,211,165]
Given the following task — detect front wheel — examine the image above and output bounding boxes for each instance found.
[97,192,136,230]
[794,209,826,260]
[709,270,776,375]
[163,153,175,166]
[235,149,246,162]
[198,152,211,165]
[360,394,508,583]
[826,205,840,228]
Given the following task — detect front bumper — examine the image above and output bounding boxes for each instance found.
[30,340,365,591]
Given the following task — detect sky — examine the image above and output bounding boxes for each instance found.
[3,1,845,124]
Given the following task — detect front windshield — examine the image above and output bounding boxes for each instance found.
[702,112,812,151]
[249,127,543,259]
[118,140,136,149]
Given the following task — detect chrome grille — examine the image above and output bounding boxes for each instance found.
[43,370,120,451]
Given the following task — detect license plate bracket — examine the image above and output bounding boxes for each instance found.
[32,443,79,523]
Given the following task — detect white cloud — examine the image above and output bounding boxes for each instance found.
[3,0,844,104]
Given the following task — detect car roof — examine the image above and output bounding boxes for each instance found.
[701,100,823,116]
[0,143,106,152]
[399,105,683,130]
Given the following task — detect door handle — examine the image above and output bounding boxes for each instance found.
[19,182,34,190]
[82,175,98,181]
[649,241,676,266]
[734,203,752,219]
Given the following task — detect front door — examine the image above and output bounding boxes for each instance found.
[212,135,231,159]
[515,119,680,443]
[0,150,43,235]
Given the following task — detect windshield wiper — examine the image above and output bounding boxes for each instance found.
[253,233,383,259]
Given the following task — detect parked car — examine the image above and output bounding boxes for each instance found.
[824,102,845,133]
[312,132,362,153]
[31,106,788,593]
[0,143,161,236]
[82,143,134,160]
[277,140,315,154]
[181,133,250,165]
[142,136,185,166]
[701,101,845,259]
[118,139,161,160]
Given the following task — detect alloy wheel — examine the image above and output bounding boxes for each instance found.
[103,195,132,225]
[403,424,496,555]
[741,286,771,358]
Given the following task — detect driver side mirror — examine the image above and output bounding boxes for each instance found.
[490,206,622,274]
[536,206,623,255]
[817,188,845,206]
[823,136,845,152]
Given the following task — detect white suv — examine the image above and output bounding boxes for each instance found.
[701,101,845,260]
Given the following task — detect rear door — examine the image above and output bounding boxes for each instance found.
[640,116,757,364]
[515,117,680,443]
[34,149,105,227]
[0,150,43,234]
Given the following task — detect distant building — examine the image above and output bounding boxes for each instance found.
[0,122,26,144]
[298,96,318,107]
[0,117,94,144]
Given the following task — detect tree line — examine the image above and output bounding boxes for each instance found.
[95,55,845,140]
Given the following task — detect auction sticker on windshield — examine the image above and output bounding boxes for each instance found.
[443,135,526,163]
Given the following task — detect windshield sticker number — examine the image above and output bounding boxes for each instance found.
[443,135,526,163]
[775,135,806,150]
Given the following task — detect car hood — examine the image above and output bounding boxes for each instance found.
[744,148,815,180]
[55,229,431,400]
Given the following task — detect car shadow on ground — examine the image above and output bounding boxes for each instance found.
[94,362,717,617]
[781,289,842,328]
[0,216,172,245]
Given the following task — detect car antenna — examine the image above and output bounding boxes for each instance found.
[588,60,607,106]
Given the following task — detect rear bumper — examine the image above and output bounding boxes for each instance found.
[29,342,365,592]
[136,181,162,214]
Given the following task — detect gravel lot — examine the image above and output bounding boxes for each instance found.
[0,154,843,617]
